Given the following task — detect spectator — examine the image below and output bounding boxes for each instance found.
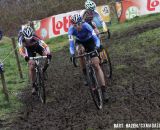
[0,30,3,40]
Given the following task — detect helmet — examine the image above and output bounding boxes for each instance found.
[85,0,96,11]
[70,14,82,24]
[22,26,34,39]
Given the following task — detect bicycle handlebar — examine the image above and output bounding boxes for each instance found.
[98,32,107,35]
[98,31,111,40]
[29,56,47,60]
[74,50,98,59]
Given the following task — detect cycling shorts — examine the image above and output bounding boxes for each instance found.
[26,44,44,57]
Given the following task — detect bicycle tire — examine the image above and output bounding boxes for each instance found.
[107,29,111,39]
[73,58,78,67]
[86,66,103,110]
[100,48,112,79]
[37,69,46,104]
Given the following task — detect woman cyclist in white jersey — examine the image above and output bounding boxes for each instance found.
[80,0,109,35]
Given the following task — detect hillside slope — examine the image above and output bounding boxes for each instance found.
[1,15,160,130]
[2,14,160,130]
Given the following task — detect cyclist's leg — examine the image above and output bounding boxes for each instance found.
[28,60,36,85]
[35,44,49,72]
[84,38,108,100]
[91,57,105,87]
[92,56,109,101]
[76,42,88,85]
[26,47,37,93]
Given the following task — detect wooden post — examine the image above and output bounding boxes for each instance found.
[11,38,23,79]
[0,65,9,102]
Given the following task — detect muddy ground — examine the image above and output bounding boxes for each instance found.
[2,21,160,130]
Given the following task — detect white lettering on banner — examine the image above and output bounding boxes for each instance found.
[49,11,80,38]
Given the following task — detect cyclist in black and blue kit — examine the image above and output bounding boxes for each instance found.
[68,14,108,100]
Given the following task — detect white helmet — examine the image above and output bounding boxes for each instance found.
[71,14,82,24]
[22,26,34,39]
[85,0,96,11]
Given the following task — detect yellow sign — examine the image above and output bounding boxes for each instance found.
[96,5,111,23]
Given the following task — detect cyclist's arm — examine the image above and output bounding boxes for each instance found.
[86,23,100,47]
[68,35,75,55]
[39,40,51,54]
[92,30,100,47]
[68,27,75,55]
[18,37,28,57]
[94,10,108,32]
[80,10,87,21]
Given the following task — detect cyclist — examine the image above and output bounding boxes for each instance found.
[18,25,52,94]
[0,30,3,40]
[80,0,109,35]
[68,14,108,101]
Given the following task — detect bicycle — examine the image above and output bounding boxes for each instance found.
[74,50,103,109]
[30,56,48,104]
[98,32,112,79]
[73,33,112,79]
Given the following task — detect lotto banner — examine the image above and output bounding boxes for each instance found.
[33,5,111,40]
[115,0,160,22]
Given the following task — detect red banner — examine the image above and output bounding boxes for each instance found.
[115,0,160,22]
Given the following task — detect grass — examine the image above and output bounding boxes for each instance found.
[109,13,160,32]
[0,12,160,126]
[46,35,68,51]
[0,37,28,120]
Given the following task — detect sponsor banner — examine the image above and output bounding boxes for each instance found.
[115,0,160,22]
[94,5,111,27]
[96,5,111,23]
[33,5,110,40]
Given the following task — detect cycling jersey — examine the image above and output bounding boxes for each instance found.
[80,10,107,32]
[18,34,50,57]
[68,22,100,55]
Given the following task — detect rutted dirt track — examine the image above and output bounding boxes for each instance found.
[5,21,160,130]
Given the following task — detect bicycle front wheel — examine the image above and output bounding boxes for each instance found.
[37,70,46,104]
[87,66,103,110]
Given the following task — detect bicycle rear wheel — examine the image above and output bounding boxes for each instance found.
[100,48,112,79]
[106,29,111,39]
[37,70,46,104]
[87,66,103,110]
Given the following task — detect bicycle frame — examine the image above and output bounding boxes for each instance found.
[75,50,98,64]
[29,56,47,103]
[75,50,103,109]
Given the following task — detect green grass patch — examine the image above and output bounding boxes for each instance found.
[110,13,160,32]
[46,35,68,52]
[0,37,28,120]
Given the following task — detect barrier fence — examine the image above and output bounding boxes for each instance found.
[0,37,24,102]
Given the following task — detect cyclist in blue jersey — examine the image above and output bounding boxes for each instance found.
[68,14,108,101]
